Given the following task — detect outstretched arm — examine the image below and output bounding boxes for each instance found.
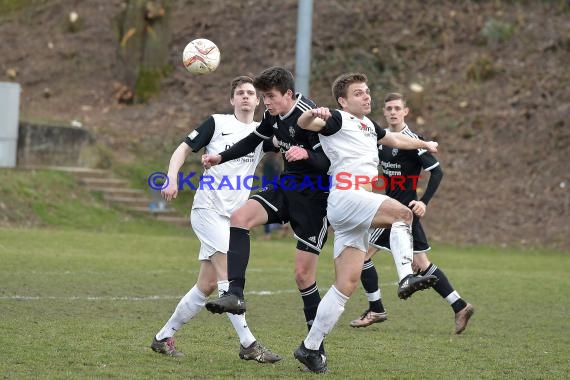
[298,107,331,132]
[202,132,264,169]
[380,132,438,152]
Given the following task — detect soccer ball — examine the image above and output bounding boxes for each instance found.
[182,38,220,75]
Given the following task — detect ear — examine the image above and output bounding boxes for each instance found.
[338,97,348,109]
[403,107,409,117]
[230,97,235,106]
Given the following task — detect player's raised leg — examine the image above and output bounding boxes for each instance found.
[370,198,438,299]
[205,199,269,315]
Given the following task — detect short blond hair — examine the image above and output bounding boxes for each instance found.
[332,73,368,107]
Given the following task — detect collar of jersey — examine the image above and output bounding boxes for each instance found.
[279,92,302,120]
[388,123,410,134]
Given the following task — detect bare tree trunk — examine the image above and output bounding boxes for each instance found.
[116,0,171,103]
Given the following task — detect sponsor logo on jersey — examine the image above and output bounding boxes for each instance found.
[358,121,375,137]
[276,140,303,153]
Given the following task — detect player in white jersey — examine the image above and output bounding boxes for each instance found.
[293,73,439,373]
[150,76,281,363]
[350,92,474,333]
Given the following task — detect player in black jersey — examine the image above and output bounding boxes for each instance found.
[201,66,330,359]
[350,92,474,334]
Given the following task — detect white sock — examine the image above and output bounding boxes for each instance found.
[445,290,461,305]
[218,280,256,348]
[304,285,348,351]
[156,285,206,341]
[366,289,381,302]
[389,221,414,281]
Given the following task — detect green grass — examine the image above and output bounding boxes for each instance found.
[0,228,568,379]
[0,168,188,235]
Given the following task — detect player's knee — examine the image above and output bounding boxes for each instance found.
[336,277,359,297]
[395,205,413,225]
[294,267,315,288]
[230,210,253,228]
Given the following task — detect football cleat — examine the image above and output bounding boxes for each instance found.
[294,342,327,374]
[239,341,282,363]
[454,303,475,334]
[350,309,388,328]
[150,336,184,357]
[397,273,438,300]
[205,292,246,315]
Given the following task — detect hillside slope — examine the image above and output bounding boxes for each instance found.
[1,0,568,248]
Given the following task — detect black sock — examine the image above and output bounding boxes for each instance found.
[227,227,250,299]
[421,263,467,313]
[300,282,325,355]
[361,260,385,313]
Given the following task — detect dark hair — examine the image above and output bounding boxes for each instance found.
[253,66,295,94]
[332,73,368,107]
[230,76,255,99]
[384,92,407,106]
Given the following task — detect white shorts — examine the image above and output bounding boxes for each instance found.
[190,208,230,261]
[327,189,388,259]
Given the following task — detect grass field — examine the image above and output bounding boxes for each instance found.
[0,227,568,379]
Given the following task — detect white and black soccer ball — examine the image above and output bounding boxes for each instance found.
[182,38,220,75]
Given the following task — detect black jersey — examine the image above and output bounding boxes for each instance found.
[254,94,330,184]
[378,125,439,206]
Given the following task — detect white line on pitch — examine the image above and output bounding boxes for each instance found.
[0,289,296,301]
[0,283,398,301]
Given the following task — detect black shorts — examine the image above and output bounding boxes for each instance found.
[250,183,328,254]
[369,216,430,253]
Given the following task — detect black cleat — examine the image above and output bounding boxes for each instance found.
[294,342,327,374]
[397,274,438,300]
[205,292,246,315]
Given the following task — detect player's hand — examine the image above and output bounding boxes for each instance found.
[272,135,280,148]
[409,200,427,218]
[285,146,309,162]
[311,107,332,121]
[425,141,438,152]
[202,154,222,169]
[161,180,178,202]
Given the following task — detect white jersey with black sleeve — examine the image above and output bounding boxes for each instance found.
[184,114,264,216]
[317,110,387,190]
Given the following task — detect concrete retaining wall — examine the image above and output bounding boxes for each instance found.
[17,123,95,167]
